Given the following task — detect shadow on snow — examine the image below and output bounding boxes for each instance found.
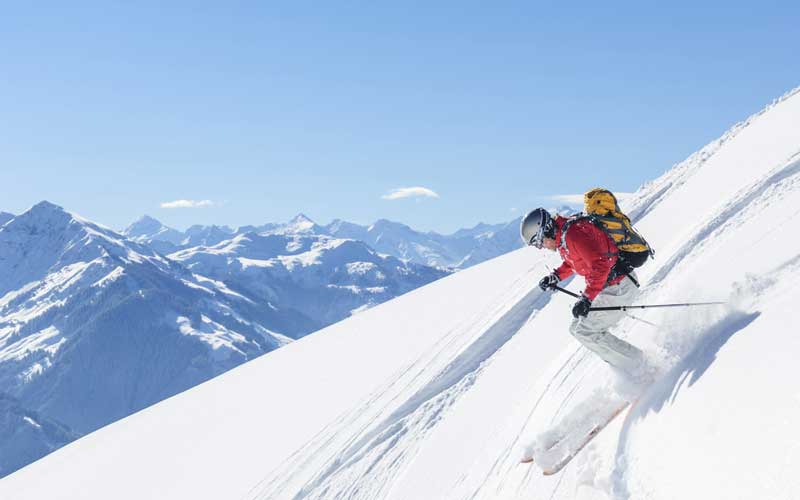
[610,309,760,500]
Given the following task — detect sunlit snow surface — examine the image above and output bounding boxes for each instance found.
[2,87,800,500]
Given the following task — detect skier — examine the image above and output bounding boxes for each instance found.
[521,207,647,377]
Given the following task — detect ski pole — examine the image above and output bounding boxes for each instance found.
[624,312,660,328]
[550,285,580,299]
[589,302,725,312]
[549,285,725,311]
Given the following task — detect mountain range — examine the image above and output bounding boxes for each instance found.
[0,202,303,475]
[0,202,529,478]
[122,212,534,270]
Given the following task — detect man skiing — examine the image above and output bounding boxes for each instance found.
[521,207,646,377]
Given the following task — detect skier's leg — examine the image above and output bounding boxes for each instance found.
[569,276,644,373]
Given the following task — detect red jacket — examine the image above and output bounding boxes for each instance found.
[552,216,623,301]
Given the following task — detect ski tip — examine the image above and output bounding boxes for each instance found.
[520,457,534,464]
[542,469,557,476]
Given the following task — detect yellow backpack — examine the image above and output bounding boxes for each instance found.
[581,188,654,267]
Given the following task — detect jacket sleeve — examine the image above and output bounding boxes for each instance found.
[554,261,574,281]
[568,225,616,301]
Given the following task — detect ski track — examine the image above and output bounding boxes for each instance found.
[456,342,599,500]
[248,262,549,499]
[647,153,800,288]
[627,86,800,226]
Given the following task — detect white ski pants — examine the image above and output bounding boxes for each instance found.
[569,274,644,374]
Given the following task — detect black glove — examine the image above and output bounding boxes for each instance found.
[538,273,559,291]
[572,295,592,318]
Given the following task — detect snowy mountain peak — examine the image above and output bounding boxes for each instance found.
[29,200,64,213]
[0,212,14,226]
[325,219,361,232]
[0,202,172,299]
[20,201,73,226]
[181,225,236,248]
[285,214,317,233]
[123,215,166,237]
[259,214,323,236]
[121,216,185,251]
[449,221,497,238]
[290,213,314,224]
[368,219,412,233]
[185,224,235,236]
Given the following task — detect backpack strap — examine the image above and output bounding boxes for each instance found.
[560,215,619,258]
[590,214,630,240]
[591,213,655,259]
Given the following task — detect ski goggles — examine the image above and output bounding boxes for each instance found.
[529,225,546,249]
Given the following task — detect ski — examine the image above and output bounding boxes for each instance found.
[540,400,630,475]
[519,425,571,464]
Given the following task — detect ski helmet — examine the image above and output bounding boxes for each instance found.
[520,208,555,248]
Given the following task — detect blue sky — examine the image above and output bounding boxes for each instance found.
[1,2,798,233]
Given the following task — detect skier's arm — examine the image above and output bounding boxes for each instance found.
[554,261,574,281]
[569,228,616,301]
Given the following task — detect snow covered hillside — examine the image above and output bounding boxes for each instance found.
[123,215,186,254]
[124,216,239,253]
[3,86,800,500]
[0,203,294,476]
[169,232,449,327]
[324,217,524,268]
[126,214,449,330]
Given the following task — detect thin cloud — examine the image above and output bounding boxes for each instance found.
[160,199,216,209]
[381,187,440,201]
[549,192,634,206]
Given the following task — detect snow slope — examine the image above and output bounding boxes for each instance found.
[2,87,800,500]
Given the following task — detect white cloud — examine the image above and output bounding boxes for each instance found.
[549,192,634,206]
[160,199,216,209]
[381,187,440,201]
